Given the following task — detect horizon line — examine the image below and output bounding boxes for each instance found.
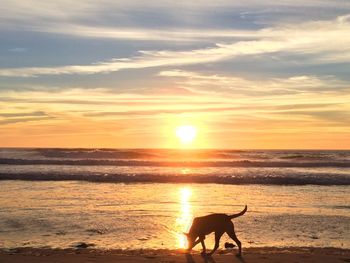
[1,146,349,151]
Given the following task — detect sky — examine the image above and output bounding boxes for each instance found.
[0,0,350,149]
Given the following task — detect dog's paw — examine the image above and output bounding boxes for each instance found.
[185,249,192,254]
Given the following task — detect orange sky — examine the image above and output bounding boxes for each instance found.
[1,88,349,149]
[1,2,350,149]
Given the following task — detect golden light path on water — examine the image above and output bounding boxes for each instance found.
[175,187,193,249]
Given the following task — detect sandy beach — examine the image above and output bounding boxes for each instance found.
[1,247,349,263]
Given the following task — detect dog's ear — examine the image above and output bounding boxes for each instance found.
[183,232,189,237]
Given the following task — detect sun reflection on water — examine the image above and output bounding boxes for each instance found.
[175,187,193,249]
[181,168,191,175]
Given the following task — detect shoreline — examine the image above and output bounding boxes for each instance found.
[1,247,349,263]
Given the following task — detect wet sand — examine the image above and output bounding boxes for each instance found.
[1,247,349,263]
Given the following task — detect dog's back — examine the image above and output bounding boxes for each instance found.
[190,214,231,236]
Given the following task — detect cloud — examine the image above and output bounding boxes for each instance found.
[2,1,349,23]
[25,24,258,42]
[0,116,53,125]
[2,1,349,43]
[0,111,46,117]
[83,101,347,119]
[271,109,350,125]
[159,70,350,95]
[1,14,350,77]
[84,106,243,117]
[0,110,52,125]
[0,96,221,106]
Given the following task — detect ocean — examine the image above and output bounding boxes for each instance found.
[0,148,349,250]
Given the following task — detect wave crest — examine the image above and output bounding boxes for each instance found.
[1,172,349,185]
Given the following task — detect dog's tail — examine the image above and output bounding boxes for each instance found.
[229,205,247,219]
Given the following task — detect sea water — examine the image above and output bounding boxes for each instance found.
[0,148,349,250]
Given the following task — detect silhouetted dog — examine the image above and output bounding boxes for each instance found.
[184,205,247,257]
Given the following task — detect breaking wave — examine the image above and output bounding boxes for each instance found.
[0,148,349,185]
[0,158,350,167]
[0,171,349,185]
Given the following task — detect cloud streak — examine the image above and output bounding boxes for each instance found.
[159,70,350,95]
[17,24,259,42]
[0,111,46,117]
[0,116,53,125]
[1,15,350,77]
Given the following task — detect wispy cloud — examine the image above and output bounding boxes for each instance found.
[2,1,349,24]
[270,109,350,125]
[17,24,258,42]
[159,69,350,95]
[0,111,46,117]
[84,107,242,117]
[0,116,53,125]
[1,15,350,77]
[0,111,52,125]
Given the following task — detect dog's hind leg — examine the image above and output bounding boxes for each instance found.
[226,222,242,256]
[207,231,223,256]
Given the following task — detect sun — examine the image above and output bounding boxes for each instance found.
[176,125,197,145]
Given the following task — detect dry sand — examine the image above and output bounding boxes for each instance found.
[1,247,349,263]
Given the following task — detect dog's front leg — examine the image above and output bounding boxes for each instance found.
[188,238,201,251]
[200,238,206,254]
